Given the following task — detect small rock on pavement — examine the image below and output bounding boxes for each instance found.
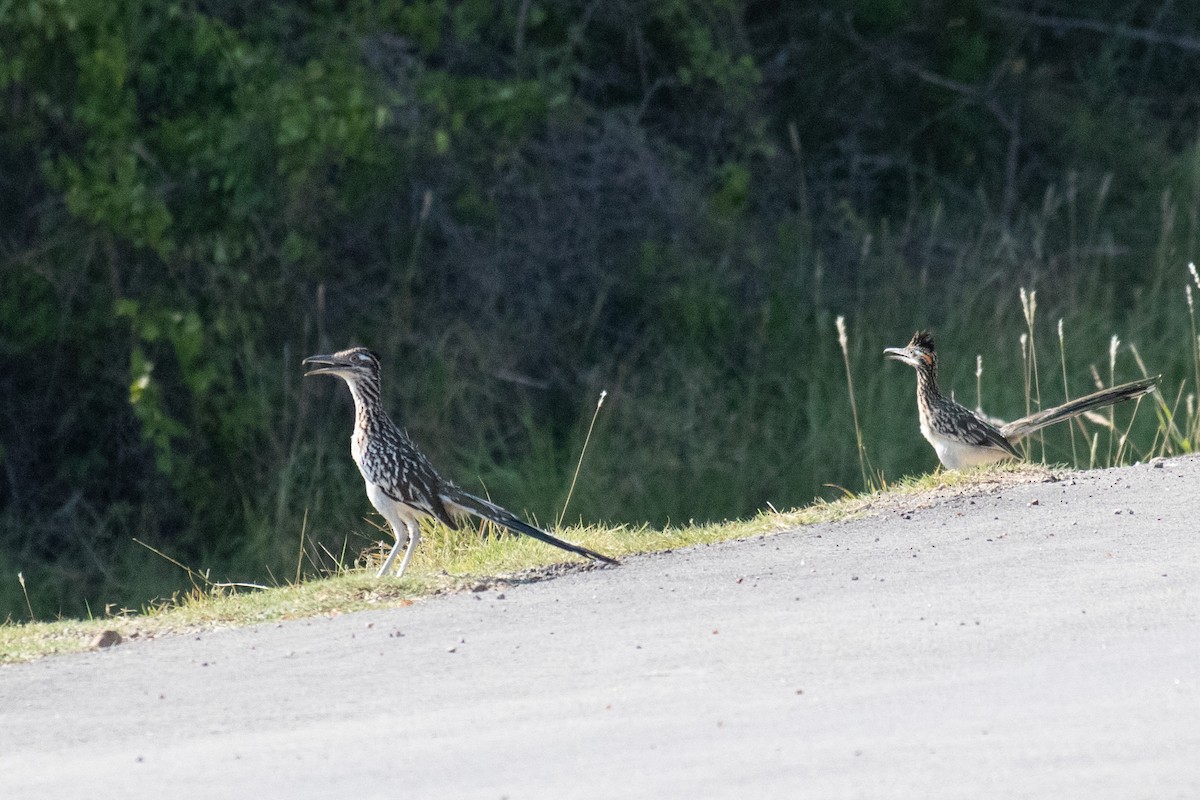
[92,630,122,649]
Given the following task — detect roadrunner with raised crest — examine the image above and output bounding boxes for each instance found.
[884,330,1159,470]
[304,347,617,578]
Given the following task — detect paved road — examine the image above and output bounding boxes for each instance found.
[3,458,1198,799]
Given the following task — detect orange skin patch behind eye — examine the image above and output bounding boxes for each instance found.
[921,353,933,365]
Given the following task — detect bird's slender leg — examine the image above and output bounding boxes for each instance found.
[376,524,407,577]
[393,518,421,579]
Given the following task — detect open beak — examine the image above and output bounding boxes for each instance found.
[302,353,344,377]
[883,346,919,367]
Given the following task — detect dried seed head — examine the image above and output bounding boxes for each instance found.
[1019,287,1037,328]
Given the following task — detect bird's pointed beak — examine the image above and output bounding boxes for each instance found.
[883,346,919,367]
[302,353,343,377]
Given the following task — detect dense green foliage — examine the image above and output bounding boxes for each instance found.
[3,0,1199,617]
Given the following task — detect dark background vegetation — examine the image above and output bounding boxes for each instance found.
[3,0,1199,617]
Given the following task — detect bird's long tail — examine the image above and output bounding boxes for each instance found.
[441,487,619,565]
[1000,375,1159,440]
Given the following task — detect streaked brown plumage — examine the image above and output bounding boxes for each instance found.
[304,347,617,577]
[884,330,1159,469]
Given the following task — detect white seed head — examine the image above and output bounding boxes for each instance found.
[835,315,848,352]
[1018,288,1037,327]
[975,354,982,378]
[1189,262,1200,290]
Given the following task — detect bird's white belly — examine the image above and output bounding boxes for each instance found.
[364,480,425,538]
[920,421,1012,470]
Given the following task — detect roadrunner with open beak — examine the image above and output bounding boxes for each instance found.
[304,347,618,578]
[884,330,1159,470]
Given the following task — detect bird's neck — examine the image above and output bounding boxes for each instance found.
[915,362,945,416]
[915,362,939,394]
[344,377,386,433]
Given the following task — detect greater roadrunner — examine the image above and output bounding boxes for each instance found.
[884,330,1159,469]
[304,347,618,577]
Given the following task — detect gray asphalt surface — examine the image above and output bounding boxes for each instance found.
[3,457,1198,799]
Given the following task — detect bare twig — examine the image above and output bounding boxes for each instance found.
[988,8,1200,54]
[514,0,531,56]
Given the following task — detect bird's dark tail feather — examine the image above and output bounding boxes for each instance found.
[1000,375,1159,440]
[442,488,619,565]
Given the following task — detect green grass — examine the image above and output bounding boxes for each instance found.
[7,185,1200,623]
[0,462,1052,665]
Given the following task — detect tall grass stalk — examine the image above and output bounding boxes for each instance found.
[1057,318,1078,464]
[1020,288,1043,460]
[1019,334,1028,412]
[1111,387,1152,464]
[1019,332,1030,458]
[17,573,35,622]
[836,316,872,490]
[1159,383,1189,456]
[1189,394,1197,446]
[975,354,983,412]
[1187,263,1200,440]
[1108,335,1120,463]
[1189,284,1199,428]
[557,390,607,528]
[295,509,309,585]
[1129,342,1181,455]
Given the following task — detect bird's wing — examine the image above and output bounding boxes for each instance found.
[366,427,460,529]
[935,402,1024,459]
